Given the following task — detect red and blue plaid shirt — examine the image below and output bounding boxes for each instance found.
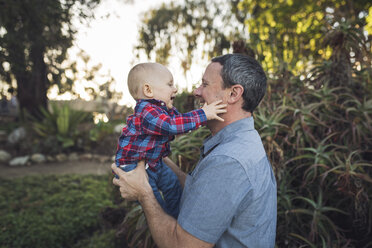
[115,99,207,170]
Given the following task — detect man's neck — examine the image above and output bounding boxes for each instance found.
[208,108,252,135]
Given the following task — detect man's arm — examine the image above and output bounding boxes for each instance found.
[162,156,186,188]
[111,163,214,248]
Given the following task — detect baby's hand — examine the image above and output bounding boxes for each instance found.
[202,100,227,122]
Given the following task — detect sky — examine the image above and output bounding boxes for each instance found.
[63,0,207,107]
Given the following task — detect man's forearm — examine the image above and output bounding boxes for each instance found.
[112,162,213,248]
[139,191,213,248]
[139,192,180,248]
[163,157,186,188]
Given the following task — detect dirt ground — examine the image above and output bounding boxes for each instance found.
[0,160,112,179]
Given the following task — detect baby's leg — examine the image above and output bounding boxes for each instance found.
[146,167,167,211]
[116,163,167,211]
[155,160,182,218]
[119,163,137,172]
[113,163,138,178]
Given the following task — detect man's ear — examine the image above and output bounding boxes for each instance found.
[143,83,153,98]
[227,85,244,104]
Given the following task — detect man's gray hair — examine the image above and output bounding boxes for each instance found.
[211,54,267,113]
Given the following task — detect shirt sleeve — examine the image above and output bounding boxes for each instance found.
[141,105,207,136]
[177,155,252,244]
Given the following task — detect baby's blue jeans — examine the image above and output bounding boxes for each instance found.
[118,160,182,218]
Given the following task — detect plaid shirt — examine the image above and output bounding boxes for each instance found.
[116,99,207,170]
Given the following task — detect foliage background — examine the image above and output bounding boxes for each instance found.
[0,175,121,248]
[127,0,372,247]
[0,0,371,247]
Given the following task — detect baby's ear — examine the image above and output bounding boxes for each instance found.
[143,83,153,98]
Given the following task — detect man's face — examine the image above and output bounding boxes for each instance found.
[150,67,178,109]
[194,62,230,107]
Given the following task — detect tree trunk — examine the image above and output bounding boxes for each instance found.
[330,47,352,88]
[16,44,48,118]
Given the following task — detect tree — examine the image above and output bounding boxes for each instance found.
[65,49,122,103]
[0,0,101,117]
[135,0,371,77]
[135,0,243,74]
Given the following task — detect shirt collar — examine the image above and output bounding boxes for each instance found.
[201,117,255,157]
[136,99,176,113]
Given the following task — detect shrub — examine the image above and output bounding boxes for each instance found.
[89,121,114,143]
[71,230,117,248]
[0,174,116,248]
[29,103,92,153]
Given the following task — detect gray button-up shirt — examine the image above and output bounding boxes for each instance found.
[178,117,277,247]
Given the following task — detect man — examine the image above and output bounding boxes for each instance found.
[112,53,277,247]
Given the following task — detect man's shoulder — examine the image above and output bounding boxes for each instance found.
[214,130,266,164]
[198,153,246,172]
[206,132,271,187]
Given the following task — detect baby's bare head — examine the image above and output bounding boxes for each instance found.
[127,63,172,99]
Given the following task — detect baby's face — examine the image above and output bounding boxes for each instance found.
[150,68,178,109]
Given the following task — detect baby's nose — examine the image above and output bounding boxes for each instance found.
[193,86,201,96]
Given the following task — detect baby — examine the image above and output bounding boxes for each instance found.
[115,62,226,218]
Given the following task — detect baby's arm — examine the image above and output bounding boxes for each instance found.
[142,101,226,136]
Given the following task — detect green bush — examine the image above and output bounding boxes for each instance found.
[71,230,117,248]
[0,174,116,248]
[29,103,92,153]
[89,121,114,142]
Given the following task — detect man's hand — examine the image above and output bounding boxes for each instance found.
[111,161,152,202]
[202,100,227,122]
